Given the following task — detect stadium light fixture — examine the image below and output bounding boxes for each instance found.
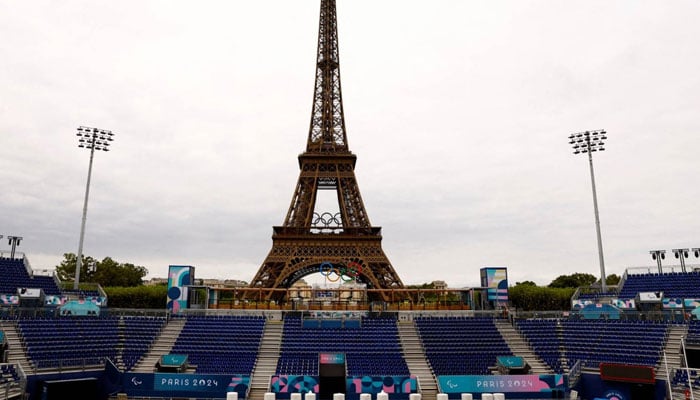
[569,129,608,292]
[7,235,22,259]
[649,250,666,274]
[74,126,114,290]
[693,248,700,258]
[672,248,690,273]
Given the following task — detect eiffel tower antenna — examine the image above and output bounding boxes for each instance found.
[307,0,348,153]
[249,0,404,301]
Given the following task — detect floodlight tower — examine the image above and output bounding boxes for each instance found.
[569,129,608,292]
[650,250,666,274]
[672,248,690,273]
[7,236,23,259]
[75,126,114,290]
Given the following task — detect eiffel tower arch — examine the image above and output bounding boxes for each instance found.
[249,0,404,302]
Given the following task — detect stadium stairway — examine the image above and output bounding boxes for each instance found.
[658,324,686,380]
[493,320,552,375]
[0,364,24,400]
[248,319,283,400]
[554,320,569,373]
[131,317,186,373]
[114,316,127,370]
[397,320,438,400]
[0,320,31,375]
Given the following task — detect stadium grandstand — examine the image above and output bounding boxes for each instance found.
[1,253,700,400]
[4,0,698,399]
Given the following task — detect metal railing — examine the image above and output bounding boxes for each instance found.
[625,264,700,275]
[0,251,24,260]
[567,359,582,388]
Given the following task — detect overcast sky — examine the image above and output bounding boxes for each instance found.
[1,1,699,288]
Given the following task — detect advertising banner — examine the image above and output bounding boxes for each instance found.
[319,353,345,364]
[123,372,249,398]
[438,374,566,394]
[480,267,508,302]
[166,265,193,314]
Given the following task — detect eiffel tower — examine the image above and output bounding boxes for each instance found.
[249,0,404,302]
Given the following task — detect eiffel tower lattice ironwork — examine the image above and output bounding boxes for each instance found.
[249,0,404,301]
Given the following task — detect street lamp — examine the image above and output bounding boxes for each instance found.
[569,129,608,292]
[75,126,114,290]
[7,236,22,259]
[650,250,666,274]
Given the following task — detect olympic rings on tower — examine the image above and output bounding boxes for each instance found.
[318,261,363,282]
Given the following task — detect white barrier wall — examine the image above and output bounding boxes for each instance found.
[461,394,473,400]
[360,394,371,400]
[409,394,422,400]
[305,393,316,400]
[437,393,449,400]
[333,394,345,400]
[264,393,276,400]
[291,393,302,400]
[226,392,238,400]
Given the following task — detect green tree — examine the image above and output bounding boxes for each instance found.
[548,273,597,288]
[55,253,147,287]
[606,274,621,286]
[55,253,97,282]
[104,285,168,309]
[406,282,438,301]
[510,282,574,311]
[515,280,537,286]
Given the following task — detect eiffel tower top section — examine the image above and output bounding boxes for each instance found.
[306,0,348,153]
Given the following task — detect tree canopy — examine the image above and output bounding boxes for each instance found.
[606,274,621,286]
[548,273,597,288]
[509,282,574,311]
[55,253,147,287]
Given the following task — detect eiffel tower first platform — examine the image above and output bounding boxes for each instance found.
[248,0,404,302]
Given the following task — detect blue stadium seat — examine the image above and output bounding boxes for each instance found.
[415,317,512,375]
[276,315,409,376]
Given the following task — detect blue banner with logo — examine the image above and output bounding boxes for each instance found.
[123,372,249,398]
[438,374,566,395]
[153,373,227,391]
